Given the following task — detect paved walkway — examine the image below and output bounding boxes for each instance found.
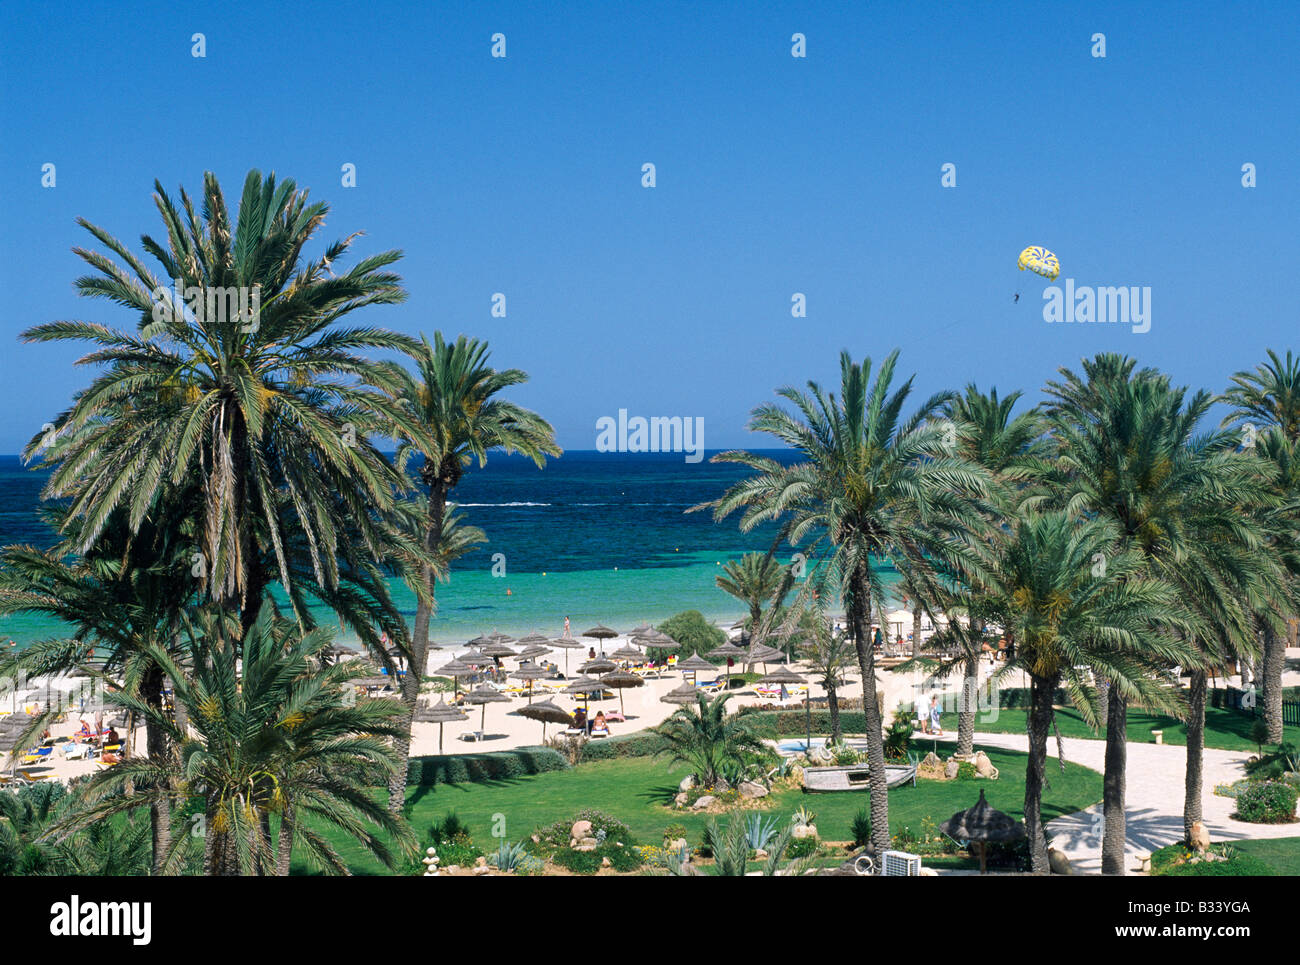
[932,731,1299,874]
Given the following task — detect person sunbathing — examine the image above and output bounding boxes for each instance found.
[591,712,609,733]
[74,720,94,741]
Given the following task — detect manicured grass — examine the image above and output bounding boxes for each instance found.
[303,743,1102,875]
[1150,837,1300,876]
[938,705,1300,753]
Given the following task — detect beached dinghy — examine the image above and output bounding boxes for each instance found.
[801,761,917,792]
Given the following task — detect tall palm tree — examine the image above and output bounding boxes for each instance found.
[43,605,415,876]
[653,693,768,790]
[1044,357,1268,872]
[384,332,559,813]
[799,615,856,742]
[697,350,992,854]
[1223,350,1300,742]
[20,169,416,638]
[967,509,1190,873]
[715,552,786,630]
[940,384,1045,757]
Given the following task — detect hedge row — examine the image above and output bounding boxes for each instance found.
[579,731,672,760]
[406,746,569,787]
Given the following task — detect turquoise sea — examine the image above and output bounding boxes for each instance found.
[0,451,900,649]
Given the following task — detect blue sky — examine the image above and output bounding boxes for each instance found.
[2,0,1297,454]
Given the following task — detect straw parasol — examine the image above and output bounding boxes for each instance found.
[516,644,552,662]
[457,649,493,666]
[510,661,552,702]
[479,639,518,659]
[660,681,702,706]
[582,624,618,655]
[759,666,807,686]
[578,656,617,675]
[562,675,608,718]
[676,652,715,682]
[487,631,516,645]
[432,658,476,698]
[467,634,494,650]
[609,643,648,664]
[549,634,584,674]
[640,628,679,649]
[515,631,551,647]
[515,698,573,742]
[598,670,645,715]
[745,643,784,674]
[414,698,469,754]
[462,685,510,739]
[939,788,1027,874]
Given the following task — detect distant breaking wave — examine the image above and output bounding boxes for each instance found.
[455,501,552,507]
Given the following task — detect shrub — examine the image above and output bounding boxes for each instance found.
[957,761,977,781]
[1245,742,1298,781]
[884,708,914,761]
[655,610,726,657]
[785,834,819,859]
[851,808,872,848]
[488,841,543,873]
[1234,780,1299,824]
[662,824,688,844]
[1150,843,1275,877]
[406,746,568,787]
[578,730,670,760]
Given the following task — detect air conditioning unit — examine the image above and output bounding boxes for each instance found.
[881,850,922,876]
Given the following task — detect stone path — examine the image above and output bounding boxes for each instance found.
[931,731,1299,874]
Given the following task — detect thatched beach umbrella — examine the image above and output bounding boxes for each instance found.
[579,656,617,675]
[599,670,645,715]
[510,661,551,702]
[516,698,572,742]
[433,658,475,698]
[458,649,492,667]
[467,634,494,650]
[414,698,469,754]
[582,624,618,655]
[480,640,518,659]
[462,685,510,739]
[939,789,1027,874]
[562,675,608,718]
[516,644,552,662]
[745,643,784,674]
[515,631,551,647]
[676,652,715,683]
[660,681,701,706]
[487,630,516,645]
[610,643,647,664]
[759,666,807,686]
[549,634,584,674]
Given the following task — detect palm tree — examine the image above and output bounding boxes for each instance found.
[653,693,768,790]
[967,509,1190,873]
[20,169,416,639]
[1223,350,1300,742]
[716,552,787,632]
[940,384,1045,757]
[1044,357,1269,872]
[698,350,992,855]
[383,332,559,813]
[0,500,199,874]
[43,605,415,875]
[798,604,856,741]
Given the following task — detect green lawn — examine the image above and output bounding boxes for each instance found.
[304,743,1102,874]
[937,705,1300,753]
[1150,837,1300,876]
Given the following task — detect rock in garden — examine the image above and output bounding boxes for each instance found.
[600,856,611,868]
[922,751,942,767]
[691,795,716,810]
[679,774,695,792]
[473,865,492,875]
[571,819,592,842]
[944,759,960,780]
[668,837,688,852]
[574,836,599,851]
[791,823,818,840]
[1048,848,1073,875]
[1190,821,1211,853]
[674,792,688,807]
[739,780,768,798]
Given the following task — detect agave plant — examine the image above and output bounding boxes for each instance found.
[743,812,781,851]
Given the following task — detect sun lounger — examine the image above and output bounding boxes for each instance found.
[61,742,91,760]
[19,747,53,765]
[589,727,610,739]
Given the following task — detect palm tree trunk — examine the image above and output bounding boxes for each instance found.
[957,652,979,758]
[912,606,922,657]
[1024,669,1058,874]
[143,661,171,875]
[1101,684,1127,875]
[1262,620,1285,744]
[389,481,447,815]
[826,680,842,741]
[276,803,295,876]
[849,570,890,856]
[1096,675,1110,732]
[1183,668,1207,842]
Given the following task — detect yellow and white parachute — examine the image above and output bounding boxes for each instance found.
[1017,246,1060,281]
